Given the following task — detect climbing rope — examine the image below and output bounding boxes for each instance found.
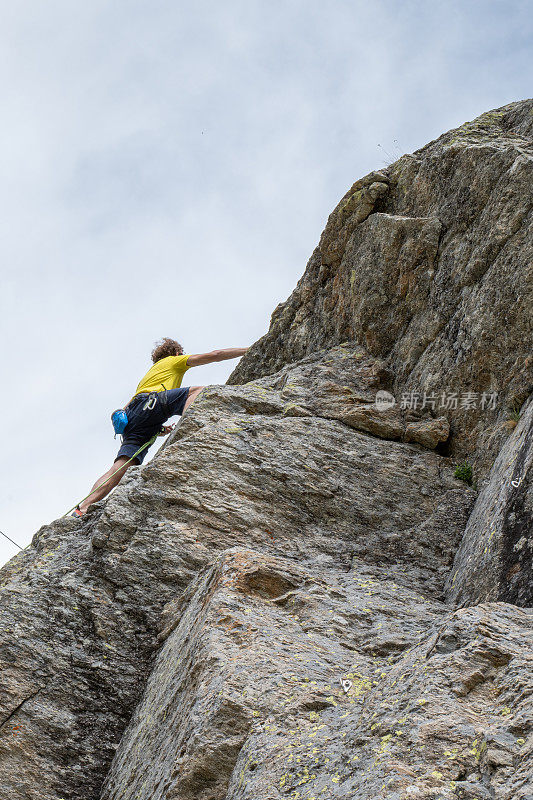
[1,430,162,554]
[0,433,159,555]
[62,432,159,518]
[0,528,23,551]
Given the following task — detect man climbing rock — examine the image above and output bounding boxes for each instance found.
[74,338,248,516]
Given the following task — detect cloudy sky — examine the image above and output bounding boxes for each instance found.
[0,0,531,564]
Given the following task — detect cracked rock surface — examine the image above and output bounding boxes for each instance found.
[0,100,532,800]
[229,99,533,480]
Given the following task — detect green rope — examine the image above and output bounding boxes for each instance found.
[0,431,158,555]
[63,432,159,518]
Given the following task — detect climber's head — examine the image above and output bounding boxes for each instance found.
[151,338,184,363]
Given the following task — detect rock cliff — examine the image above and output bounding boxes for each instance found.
[1,100,532,800]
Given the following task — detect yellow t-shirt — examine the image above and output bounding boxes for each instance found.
[133,355,191,397]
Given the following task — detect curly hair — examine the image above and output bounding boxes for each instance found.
[151,337,184,363]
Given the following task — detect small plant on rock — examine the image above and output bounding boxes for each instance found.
[507,405,521,423]
[454,461,473,486]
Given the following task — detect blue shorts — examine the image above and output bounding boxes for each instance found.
[114,388,190,465]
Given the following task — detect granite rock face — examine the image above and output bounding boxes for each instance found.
[229,99,533,479]
[0,101,532,800]
[101,549,532,800]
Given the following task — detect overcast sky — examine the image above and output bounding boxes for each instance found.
[0,0,531,565]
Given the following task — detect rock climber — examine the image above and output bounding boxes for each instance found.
[73,338,248,516]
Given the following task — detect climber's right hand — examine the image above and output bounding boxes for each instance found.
[159,424,175,436]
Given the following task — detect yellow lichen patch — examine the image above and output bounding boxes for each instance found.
[444,747,459,759]
[375,734,393,755]
[469,739,487,761]
[339,189,364,218]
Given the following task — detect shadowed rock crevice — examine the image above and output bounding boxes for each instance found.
[446,394,533,607]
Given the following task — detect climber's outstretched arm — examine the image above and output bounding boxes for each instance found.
[186,347,248,367]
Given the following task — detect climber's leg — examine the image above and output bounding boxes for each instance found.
[78,389,203,516]
[183,386,204,411]
[78,457,133,515]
